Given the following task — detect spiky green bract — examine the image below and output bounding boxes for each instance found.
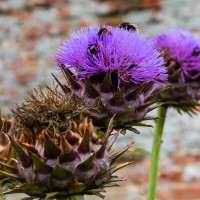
[53,65,164,133]
[0,117,133,199]
[154,29,200,114]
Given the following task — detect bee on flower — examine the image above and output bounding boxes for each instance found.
[52,24,167,132]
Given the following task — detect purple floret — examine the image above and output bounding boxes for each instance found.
[52,25,167,84]
[154,29,200,81]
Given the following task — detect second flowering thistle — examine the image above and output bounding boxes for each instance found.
[52,24,167,131]
[154,29,200,113]
[0,86,133,199]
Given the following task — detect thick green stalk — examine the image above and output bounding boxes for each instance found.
[147,105,168,200]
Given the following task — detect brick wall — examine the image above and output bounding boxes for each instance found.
[1,0,200,199]
[0,0,162,114]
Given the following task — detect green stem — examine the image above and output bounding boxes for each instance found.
[147,105,168,200]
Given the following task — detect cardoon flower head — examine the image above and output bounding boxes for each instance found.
[154,29,200,113]
[53,25,166,85]
[0,88,133,199]
[52,24,167,131]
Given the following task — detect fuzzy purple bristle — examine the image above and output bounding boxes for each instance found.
[52,25,167,85]
[154,29,200,82]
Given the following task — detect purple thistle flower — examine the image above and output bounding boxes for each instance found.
[52,25,167,85]
[154,29,200,113]
[154,29,200,82]
[52,24,168,130]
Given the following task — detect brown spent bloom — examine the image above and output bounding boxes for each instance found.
[11,85,93,133]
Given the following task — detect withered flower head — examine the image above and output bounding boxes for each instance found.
[11,85,92,132]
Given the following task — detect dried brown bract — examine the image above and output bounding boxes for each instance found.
[11,85,92,132]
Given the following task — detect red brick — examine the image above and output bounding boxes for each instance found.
[0,76,4,84]
[98,17,122,26]
[25,56,39,69]
[23,24,51,38]
[26,0,50,7]
[140,0,161,9]
[171,153,200,165]
[58,7,71,19]
[59,23,71,35]
[14,71,36,85]
[79,20,89,28]
[159,168,183,182]
[157,186,173,200]
[12,11,32,20]
[107,2,119,13]
[129,159,149,184]
[8,58,24,69]
[52,0,70,4]
[7,88,18,97]
[172,184,200,200]
[18,41,36,51]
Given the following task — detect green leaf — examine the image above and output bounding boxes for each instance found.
[78,129,90,153]
[125,82,149,101]
[0,177,18,194]
[134,146,150,156]
[54,195,84,200]
[124,144,150,157]
[115,110,133,124]
[21,183,48,196]
[43,131,61,159]
[0,195,6,200]
[125,127,140,134]
[95,129,107,139]
[66,195,84,200]
[85,78,99,98]
[31,153,52,174]
[101,71,113,92]
[101,182,119,188]
[77,154,95,171]
[109,89,124,106]
[126,122,153,127]
[7,135,32,167]
[106,176,125,183]
[86,188,105,199]
[52,164,72,179]
[86,188,105,194]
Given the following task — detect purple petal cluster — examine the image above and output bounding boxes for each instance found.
[52,25,167,84]
[154,29,200,81]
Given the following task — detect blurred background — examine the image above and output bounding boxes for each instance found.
[1,0,200,199]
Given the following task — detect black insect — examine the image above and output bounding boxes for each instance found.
[128,63,137,69]
[193,47,200,56]
[98,28,111,36]
[88,44,100,55]
[118,22,138,32]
